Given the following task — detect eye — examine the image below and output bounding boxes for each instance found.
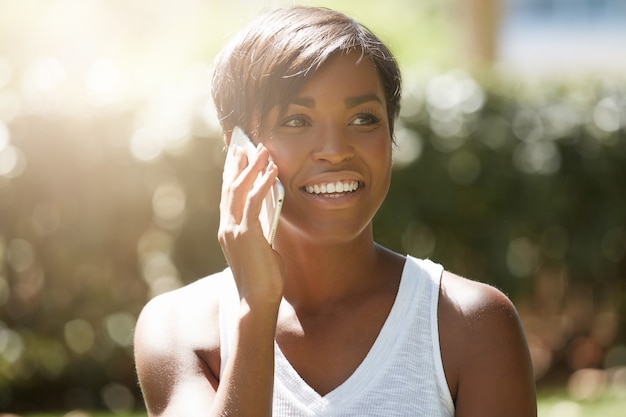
[281,114,311,128]
[350,112,382,127]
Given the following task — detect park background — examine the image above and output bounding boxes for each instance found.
[0,0,625,415]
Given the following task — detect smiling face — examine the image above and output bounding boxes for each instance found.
[260,52,393,246]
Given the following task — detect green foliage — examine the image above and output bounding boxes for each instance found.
[379,72,626,299]
[537,389,626,417]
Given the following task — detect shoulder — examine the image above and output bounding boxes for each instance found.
[135,269,232,352]
[439,270,527,366]
[438,271,537,416]
[440,270,519,326]
[134,269,233,415]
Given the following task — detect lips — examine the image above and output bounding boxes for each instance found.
[304,180,360,197]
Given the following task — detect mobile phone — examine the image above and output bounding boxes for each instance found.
[229,126,284,245]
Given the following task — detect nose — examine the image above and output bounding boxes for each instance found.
[312,123,354,164]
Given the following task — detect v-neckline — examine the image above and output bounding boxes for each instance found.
[272,258,424,413]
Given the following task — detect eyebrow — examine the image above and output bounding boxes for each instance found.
[345,94,383,108]
[290,93,383,109]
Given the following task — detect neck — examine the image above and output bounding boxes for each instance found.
[273,226,397,313]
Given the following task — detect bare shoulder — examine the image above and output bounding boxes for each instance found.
[134,270,230,416]
[439,271,537,417]
[135,272,226,351]
[440,270,519,324]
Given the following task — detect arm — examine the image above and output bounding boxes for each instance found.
[440,272,537,417]
[212,139,285,415]
[134,281,281,417]
[134,143,284,417]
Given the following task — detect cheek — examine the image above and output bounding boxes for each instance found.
[367,139,393,197]
[365,136,393,172]
[265,142,302,178]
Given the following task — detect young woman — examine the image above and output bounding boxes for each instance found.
[134,6,537,416]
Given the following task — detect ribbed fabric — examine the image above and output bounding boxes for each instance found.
[219,256,455,416]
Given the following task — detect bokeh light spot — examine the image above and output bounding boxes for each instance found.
[101,382,135,412]
[23,58,66,93]
[393,125,423,168]
[130,127,164,162]
[567,368,608,401]
[7,239,35,273]
[104,312,136,347]
[140,250,182,298]
[513,141,561,175]
[0,121,9,151]
[0,145,26,178]
[506,237,538,278]
[545,401,581,417]
[593,97,621,133]
[152,181,186,229]
[447,150,481,185]
[64,319,95,355]
[85,59,122,106]
[0,326,24,363]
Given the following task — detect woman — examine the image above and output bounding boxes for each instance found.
[134,6,537,416]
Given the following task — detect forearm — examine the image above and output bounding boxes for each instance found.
[211,299,279,417]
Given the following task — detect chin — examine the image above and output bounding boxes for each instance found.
[276,216,374,248]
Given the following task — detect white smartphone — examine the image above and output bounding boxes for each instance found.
[229,126,284,245]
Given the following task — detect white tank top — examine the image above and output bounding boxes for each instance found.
[219,255,455,416]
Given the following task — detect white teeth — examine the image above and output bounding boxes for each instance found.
[305,181,359,195]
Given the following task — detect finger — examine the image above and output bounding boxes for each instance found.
[228,145,270,205]
[222,144,247,183]
[220,145,271,225]
[220,145,243,212]
[241,160,279,225]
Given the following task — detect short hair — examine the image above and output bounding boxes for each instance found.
[211,6,402,138]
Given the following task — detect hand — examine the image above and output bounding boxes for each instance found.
[218,143,284,307]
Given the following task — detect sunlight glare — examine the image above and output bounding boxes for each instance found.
[23,58,66,93]
[0,122,9,152]
[85,59,122,106]
[0,57,12,89]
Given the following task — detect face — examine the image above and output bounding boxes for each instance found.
[259,52,393,245]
